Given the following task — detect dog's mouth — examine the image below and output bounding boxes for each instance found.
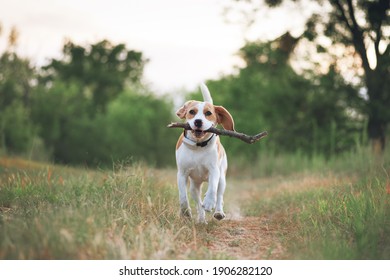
[191,129,206,138]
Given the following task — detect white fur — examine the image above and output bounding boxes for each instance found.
[200,83,213,104]
[175,84,228,223]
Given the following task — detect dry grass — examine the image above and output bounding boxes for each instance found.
[1,155,389,259]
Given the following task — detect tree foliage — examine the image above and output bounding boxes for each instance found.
[40,40,147,113]
[1,27,175,166]
[0,50,37,154]
[194,35,361,160]
[1,16,383,167]
[31,84,176,166]
[231,0,389,152]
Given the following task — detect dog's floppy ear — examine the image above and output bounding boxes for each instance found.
[176,100,194,119]
[214,106,235,131]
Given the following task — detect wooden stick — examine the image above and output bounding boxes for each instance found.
[167,122,268,144]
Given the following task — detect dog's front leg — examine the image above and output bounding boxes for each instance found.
[177,171,192,218]
[203,167,220,212]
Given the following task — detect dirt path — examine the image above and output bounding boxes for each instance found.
[156,168,344,259]
[205,216,286,259]
[195,176,286,260]
[197,174,344,259]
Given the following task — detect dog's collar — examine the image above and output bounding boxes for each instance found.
[183,131,215,148]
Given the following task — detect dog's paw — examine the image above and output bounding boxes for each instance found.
[180,208,192,219]
[197,217,208,224]
[202,197,216,212]
[213,211,226,221]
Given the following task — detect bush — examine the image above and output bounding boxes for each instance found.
[31,83,177,167]
[103,91,177,166]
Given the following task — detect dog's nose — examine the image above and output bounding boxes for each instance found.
[194,119,203,128]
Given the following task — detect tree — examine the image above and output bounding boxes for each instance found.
[194,34,360,160]
[31,84,177,166]
[40,40,147,113]
[103,90,177,167]
[0,25,37,154]
[231,0,389,153]
[31,81,93,162]
[0,26,35,109]
[31,39,174,166]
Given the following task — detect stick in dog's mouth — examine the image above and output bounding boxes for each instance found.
[167,122,268,144]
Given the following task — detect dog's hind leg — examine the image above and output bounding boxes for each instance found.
[214,157,227,220]
[190,179,206,223]
[214,175,226,220]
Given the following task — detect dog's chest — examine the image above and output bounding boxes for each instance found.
[188,165,209,182]
[176,146,217,182]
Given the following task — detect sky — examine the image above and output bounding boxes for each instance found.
[0,0,310,93]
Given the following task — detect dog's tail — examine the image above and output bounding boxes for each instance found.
[200,83,213,104]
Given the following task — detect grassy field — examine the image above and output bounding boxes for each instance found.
[0,150,389,259]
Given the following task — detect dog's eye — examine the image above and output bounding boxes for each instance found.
[189,110,196,115]
[205,111,212,116]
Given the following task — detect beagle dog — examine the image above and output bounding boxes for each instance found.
[175,83,234,223]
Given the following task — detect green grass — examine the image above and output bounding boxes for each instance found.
[243,172,390,259]
[297,179,390,259]
[0,148,389,259]
[0,159,222,259]
[231,145,387,178]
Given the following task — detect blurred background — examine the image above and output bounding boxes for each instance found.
[0,0,389,169]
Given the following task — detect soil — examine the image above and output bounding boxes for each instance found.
[205,216,287,259]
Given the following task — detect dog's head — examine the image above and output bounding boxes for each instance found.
[176,100,235,140]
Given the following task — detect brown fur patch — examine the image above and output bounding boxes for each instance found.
[176,100,198,119]
[214,106,235,131]
[184,101,200,120]
[176,133,184,150]
[204,103,218,123]
[216,137,225,160]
